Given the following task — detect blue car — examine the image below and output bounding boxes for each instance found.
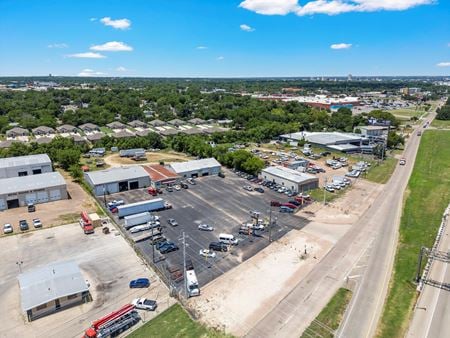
[129,278,150,288]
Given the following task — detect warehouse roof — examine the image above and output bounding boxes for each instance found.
[0,154,51,170]
[262,166,318,184]
[18,261,88,311]
[0,172,65,195]
[170,158,221,174]
[85,166,149,185]
[280,131,362,145]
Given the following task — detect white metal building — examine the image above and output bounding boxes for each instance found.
[0,154,52,179]
[261,166,319,192]
[18,261,90,321]
[169,158,221,178]
[84,166,150,196]
[0,172,67,210]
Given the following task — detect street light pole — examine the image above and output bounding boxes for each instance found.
[268,204,273,243]
[16,261,23,273]
[182,231,187,299]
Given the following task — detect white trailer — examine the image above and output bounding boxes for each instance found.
[117,198,165,218]
[124,212,152,229]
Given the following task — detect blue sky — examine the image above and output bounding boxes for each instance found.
[0,0,448,77]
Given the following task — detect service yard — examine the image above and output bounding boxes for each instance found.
[106,169,310,294]
[0,223,172,338]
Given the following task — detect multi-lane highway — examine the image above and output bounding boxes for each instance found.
[246,112,436,338]
[407,207,450,338]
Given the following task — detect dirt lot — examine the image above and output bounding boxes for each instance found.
[104,150,193,167]
[0,223,173,338]
[189,178,383,336]
[106,169,308,294]
[0,171,98,236]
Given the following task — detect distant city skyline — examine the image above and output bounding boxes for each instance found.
[0,0,449,77]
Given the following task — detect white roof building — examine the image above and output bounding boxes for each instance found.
[169,158,221,178]
[261,166,319,192]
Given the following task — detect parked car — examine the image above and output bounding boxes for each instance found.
[279,206,294,213]
[157,241,175,251]
[160,243,179,254]
[281,203,297,209]
[254,187,264,193]
[19,220,29,231]
[218,172,225,178]
[243,185,253,192]
[199,249,216,258]
[3,223,13,234]
[27,203,36,212]
[107,200,124,209]
[187,178,196,185]
[399,158,406,165]
[32,218,42,228]
[209,242,228,252]
[180,182,189,189]
[166,186,173,192]
[132,298,157,311]
[325,185,335,192]
[164,202,173,209]
[129,278,150,288]
[270,200,281,207]
[174,185,181,191]
[288,200,301,206]
[198,224,214,231]
[167,218,178,227]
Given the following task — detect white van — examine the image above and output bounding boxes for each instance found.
[219,233,238,245]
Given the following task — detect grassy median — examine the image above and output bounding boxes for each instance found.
[365,157,398,184]
[377,130,450,338]
[128,304,232,338]
[301,288,352,338]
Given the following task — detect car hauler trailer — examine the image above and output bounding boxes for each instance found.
[83,304,140,338]
[117,198,165,218]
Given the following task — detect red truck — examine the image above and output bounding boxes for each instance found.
[83,304,140,338]
[79,211,94,234]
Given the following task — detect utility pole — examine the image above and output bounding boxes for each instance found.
[323,177,327,205]
[151,214,155,263]
[268,204,273,242]
[103,186,107,206]
[182,231,187,299]
[415,246,425,283]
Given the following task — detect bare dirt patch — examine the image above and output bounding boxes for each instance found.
[104,150,193,167]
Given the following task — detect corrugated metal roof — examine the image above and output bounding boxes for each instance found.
[85,166,149,185]
[280,132,362,145]
[0,171,65,195]
[0,154,51,170]
[18,261,88,311]
[170,158,221,174]
[262,166,318,184]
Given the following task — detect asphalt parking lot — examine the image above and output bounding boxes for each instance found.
[0,223,172,338]
[107,169,310,295]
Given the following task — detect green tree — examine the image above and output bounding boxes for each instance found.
[69,164,83,181]
[57,148,81,170]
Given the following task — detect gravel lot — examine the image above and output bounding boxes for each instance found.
[0,223,172,338]
[107,169,310,294]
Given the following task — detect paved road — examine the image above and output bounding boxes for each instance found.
[407,208,450,338]
[246,114,435,338]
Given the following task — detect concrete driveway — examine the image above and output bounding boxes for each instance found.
[0,223,172,338]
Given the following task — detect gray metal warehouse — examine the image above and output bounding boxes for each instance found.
[169,158,221,178]
[0,171,68,210]
[261,166,319,193]
[18,261,90,321]
[0,153,52,179]
[84,166,150,196]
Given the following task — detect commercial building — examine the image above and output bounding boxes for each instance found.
[261,166,319,193]
[18,261,90,321]
[143,164,180,188]
[0,154,52,179]
[0,171,67,210]
[84,166,150,196]
[169,158,221,178]
[358,125,389,138]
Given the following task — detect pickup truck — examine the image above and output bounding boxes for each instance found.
[132,298,157,311]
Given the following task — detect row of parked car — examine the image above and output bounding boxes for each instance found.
[3,218,42,234]
[325,178,352,192]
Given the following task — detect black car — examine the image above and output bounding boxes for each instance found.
[180,182,189,189]
[155,240,169,250]
[321,151,331,156]
[218,172,225,178]
[254,187,264,193]
[19,220,29,231]
[160,243,179,254]
[209,242,228,252]
[288,200,301,206]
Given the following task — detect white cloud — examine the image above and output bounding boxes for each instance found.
[239,0,433,16]
[330,43,352,49]
[196,46,208,50]
[217,56,225,61]
[66,52,106,59]
[78,69,107,77]
[100,17,131,30]
[437,62,450,67]
[90,17,97,22]
[240,24,255,32]
[116,66,128,72]
[48,43,68,48]
[90,41,133,52]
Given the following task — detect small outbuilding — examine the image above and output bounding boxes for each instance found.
[261,166,319,193]
[169,158,221,178]
[18,261,90,321]
[84,166,150,196]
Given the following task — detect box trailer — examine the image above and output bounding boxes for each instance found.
[124,212,152,229]
[186,269,200,297]
[117,198,165,218]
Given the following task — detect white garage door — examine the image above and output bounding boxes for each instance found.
[0,198,6,210]
[107,183,118,194]
[37,191,49,202]
[25,193,37,204]
[49,189,61,201]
